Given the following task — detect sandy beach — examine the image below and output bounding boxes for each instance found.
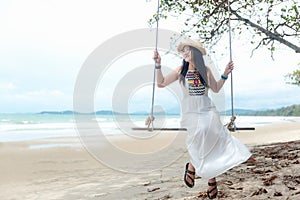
[1,122,300,200]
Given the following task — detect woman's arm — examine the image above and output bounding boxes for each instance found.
[207,61,234,93]
[153,50,180,88]
[156,67,181,88]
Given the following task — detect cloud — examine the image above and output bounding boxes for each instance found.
[0,89,71,113]
[0,82,18,90]
[0,0,299,113]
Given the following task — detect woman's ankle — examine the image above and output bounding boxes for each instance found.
[208,177,216,183]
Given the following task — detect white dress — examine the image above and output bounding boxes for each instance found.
[180,70,252,179]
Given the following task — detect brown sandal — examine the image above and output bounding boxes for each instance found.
[184,163,195,188]
[207,181,218,199]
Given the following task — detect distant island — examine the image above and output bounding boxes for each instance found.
[38,104,300,116]
[235,104,300,116]
[38,110,174,115]
[39,110,123,115]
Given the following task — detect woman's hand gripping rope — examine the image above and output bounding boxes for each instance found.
[145,116,155,128]
[153,50,161,67]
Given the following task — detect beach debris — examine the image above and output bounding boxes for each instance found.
[142,181,151,186]
[283,175,300,184]
[264,169,274,173]
[223,180,233,186]
[216,191,227,198]
[157,194,172,199]
[292,160,299,164]
[197,191,207,198]
[287,153,298,160]
[286,185,296,190]
[239,177,245,182]
[251,188,268,196]
[214,141,300,199]
[229,186,243,190]
[283,175,300,191]
[262,175,277,186]
[273,191,283,196]
[94,193,108,197]
[147,187,160,192]
[245,157,257,166]
[292,190,300,196]
[280,161,290,168]
[251,168,265,174]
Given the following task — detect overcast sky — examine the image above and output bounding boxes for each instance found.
[0,0,299,113]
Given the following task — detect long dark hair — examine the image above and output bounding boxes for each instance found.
[179,46,208,87]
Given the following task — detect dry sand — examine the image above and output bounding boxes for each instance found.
[0,122,300,200]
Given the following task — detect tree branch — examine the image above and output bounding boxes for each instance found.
[231,9,300,53]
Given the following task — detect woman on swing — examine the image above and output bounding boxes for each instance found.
[153,39,252,199]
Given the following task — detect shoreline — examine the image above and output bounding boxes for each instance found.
[1,116,300,142]
[0,121,299,199]
[2,120,298,149]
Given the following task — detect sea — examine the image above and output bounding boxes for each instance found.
[1,113,300,145]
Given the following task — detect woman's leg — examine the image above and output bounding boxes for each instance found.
[207,177,218,199]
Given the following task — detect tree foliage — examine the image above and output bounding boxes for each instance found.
[285,63,300,85]
[251,104,300,116]
[150,0,300,55]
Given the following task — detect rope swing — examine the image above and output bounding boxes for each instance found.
[147,0,160,131]
[132,0,186,131]
[133,0,254,132]
[226,0,255,132]
[226,0,236,131]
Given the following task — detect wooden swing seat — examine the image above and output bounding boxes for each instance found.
[132,127,187,131]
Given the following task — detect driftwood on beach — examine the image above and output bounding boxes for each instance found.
[211,140,300,199]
